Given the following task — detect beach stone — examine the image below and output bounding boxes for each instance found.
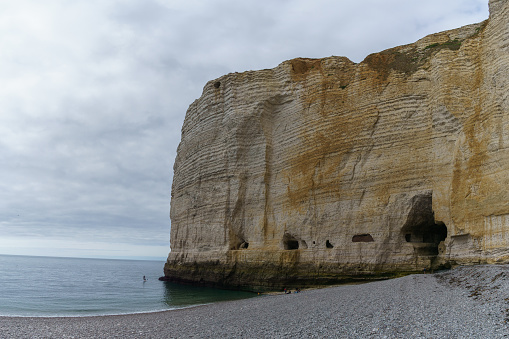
[165,0,509,290]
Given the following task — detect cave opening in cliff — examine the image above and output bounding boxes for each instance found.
[283,234,299,250]
[401,193,447,255]
[326,240,334,248]
[352,234,374,242]
[230,237,249,250]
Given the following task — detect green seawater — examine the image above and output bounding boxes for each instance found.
[0,254,256,317]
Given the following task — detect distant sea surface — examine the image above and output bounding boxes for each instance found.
[0,254,255,317]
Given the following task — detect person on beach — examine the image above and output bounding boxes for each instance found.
[143,275,147,281]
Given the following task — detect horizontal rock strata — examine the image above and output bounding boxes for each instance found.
[165,0,509,290]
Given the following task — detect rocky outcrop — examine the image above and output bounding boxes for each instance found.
[165,0,509,290]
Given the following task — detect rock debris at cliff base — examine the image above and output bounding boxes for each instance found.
[1,265,509,338]
[166,0,509,289]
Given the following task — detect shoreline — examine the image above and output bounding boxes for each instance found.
[0,305,205,319]
[0,282,362,319]
[1,265,508,338]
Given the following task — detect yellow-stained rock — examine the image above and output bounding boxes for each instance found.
[165,0,509,290]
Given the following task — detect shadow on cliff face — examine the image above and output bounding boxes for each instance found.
[401,193,447,257]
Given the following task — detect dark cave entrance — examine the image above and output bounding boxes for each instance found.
[401,193,447,256]
[283,233,300,250]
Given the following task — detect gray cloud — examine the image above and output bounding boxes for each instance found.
[0,0,488,259]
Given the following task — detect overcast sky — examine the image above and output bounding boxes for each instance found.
[0,0,489,260]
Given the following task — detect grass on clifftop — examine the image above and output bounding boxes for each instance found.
[425,39,462,51]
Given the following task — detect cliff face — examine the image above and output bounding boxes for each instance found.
[165,0,509,290]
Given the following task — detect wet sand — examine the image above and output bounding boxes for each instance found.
[1,265,508,338]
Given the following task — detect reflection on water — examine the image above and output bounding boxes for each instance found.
[163,282,257,307]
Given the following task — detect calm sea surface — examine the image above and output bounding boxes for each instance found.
[0,254,256,317]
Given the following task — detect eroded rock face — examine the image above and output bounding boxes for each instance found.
[165,0,509,290]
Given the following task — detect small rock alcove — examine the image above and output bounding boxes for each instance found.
[401,193,447,256]
[230,236,249,250]
[352,234,374,242]
[283,233,300,250]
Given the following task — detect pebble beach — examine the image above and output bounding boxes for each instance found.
[1,265,509,338]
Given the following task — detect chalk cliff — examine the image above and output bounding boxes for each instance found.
[165,0,509,290]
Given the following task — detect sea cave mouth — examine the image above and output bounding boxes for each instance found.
[401,193,447,256]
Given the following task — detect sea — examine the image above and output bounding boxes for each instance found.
[0,254,256,317]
